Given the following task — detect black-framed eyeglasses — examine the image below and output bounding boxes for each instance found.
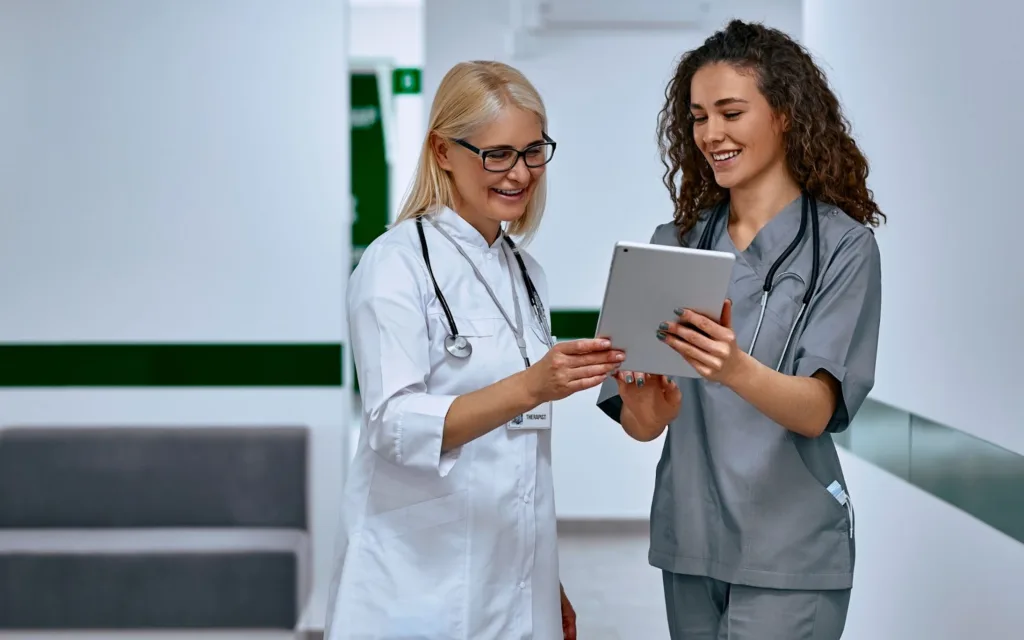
[452,132,556,173]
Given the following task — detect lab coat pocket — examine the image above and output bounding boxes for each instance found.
[428,314,500,372]
[346,491,469,638]
[429,313,498,339]
[365,490,468,538]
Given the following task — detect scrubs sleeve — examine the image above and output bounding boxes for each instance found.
[792,227,883,434]
[596,376,624,423]
[347,242,460,477]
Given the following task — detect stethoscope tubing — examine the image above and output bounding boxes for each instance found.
[415,215,548,356]
[697,191,821,371]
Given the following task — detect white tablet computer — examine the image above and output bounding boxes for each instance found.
[595,240,736,378]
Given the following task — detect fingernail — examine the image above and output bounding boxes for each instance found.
[656,331,667,341]
[637,378,645,388]
[625,374,634,384]
[615,353,625,361]
[673,308,684,316]
[658,322,669,331]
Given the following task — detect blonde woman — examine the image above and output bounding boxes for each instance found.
[324,61,623,639]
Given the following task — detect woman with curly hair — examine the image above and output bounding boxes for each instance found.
[596,19,885,638]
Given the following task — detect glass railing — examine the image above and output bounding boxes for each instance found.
[835,398,1024,544]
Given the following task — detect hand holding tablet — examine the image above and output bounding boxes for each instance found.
[594,241,735,379]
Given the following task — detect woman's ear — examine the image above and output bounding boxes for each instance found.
[431,133,453,171]
[777,111,791,133]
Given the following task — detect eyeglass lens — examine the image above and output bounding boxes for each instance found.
[483,143,554,171]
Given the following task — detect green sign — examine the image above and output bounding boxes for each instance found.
[350,72,389,269]
[349,66,421,393]
[392,67,421,95]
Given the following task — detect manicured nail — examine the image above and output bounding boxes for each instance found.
[656,331,667,341]
[625,374,634,384]
[673,308,684,316]
[637,378,645,388]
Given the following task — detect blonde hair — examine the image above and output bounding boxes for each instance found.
[395,60,549,243]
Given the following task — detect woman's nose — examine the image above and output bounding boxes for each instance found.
[506,155,530,181]
[703,121,726,145]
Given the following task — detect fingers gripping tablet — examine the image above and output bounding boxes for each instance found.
[594,241,735,378]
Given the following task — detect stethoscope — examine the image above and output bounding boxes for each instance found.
[415,216,550,364]
[696,190,821,371]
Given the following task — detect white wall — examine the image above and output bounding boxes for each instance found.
[349,0,424,222]
[803,0,1024,455]
[804,3,1024,637]
[0,0,350,603]
[425,0,804,518]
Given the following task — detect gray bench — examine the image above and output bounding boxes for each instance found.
[0,426,310,632]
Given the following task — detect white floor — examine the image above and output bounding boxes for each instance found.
[556,523,670,640]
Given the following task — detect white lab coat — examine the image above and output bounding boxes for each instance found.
[325,207,563,640]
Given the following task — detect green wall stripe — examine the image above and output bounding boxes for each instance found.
[550,309,598,340]
[0,343,342,387]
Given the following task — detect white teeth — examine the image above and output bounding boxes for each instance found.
[493,188,523,196]
[712,150,741,161]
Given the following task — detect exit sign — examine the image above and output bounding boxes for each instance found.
[392,68,421,95]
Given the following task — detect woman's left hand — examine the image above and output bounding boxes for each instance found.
[560,583,577,640]
[658,299,749,386]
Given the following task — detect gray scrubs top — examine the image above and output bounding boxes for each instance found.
[597,195,882,591]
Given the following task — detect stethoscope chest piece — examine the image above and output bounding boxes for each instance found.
[444,334,472,359]
[417,214,547,364]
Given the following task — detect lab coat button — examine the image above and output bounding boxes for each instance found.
[522,494,530,503]
[518,581,525,589]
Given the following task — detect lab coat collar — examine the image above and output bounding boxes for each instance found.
[430,206,503,251]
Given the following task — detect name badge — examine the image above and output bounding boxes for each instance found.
[507,402,552,430]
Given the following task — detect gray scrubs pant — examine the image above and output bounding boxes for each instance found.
[662,572,851,640]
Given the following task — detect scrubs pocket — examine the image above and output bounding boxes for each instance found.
[743,436,852,576]
[784,439,850,522]
[750,271,806,369]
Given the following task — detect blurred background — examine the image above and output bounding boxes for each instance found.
[0,0,1021,638]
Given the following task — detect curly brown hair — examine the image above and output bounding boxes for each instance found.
[657,19,886,242]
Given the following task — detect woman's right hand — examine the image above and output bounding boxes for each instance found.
[523,338,625,404]
[614,370,682,435]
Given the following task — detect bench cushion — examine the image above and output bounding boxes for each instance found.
[0,528,309,630]
[0,426,307,529]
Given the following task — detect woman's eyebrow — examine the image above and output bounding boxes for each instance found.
[690,97,749,109]
[483,139,546,149]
